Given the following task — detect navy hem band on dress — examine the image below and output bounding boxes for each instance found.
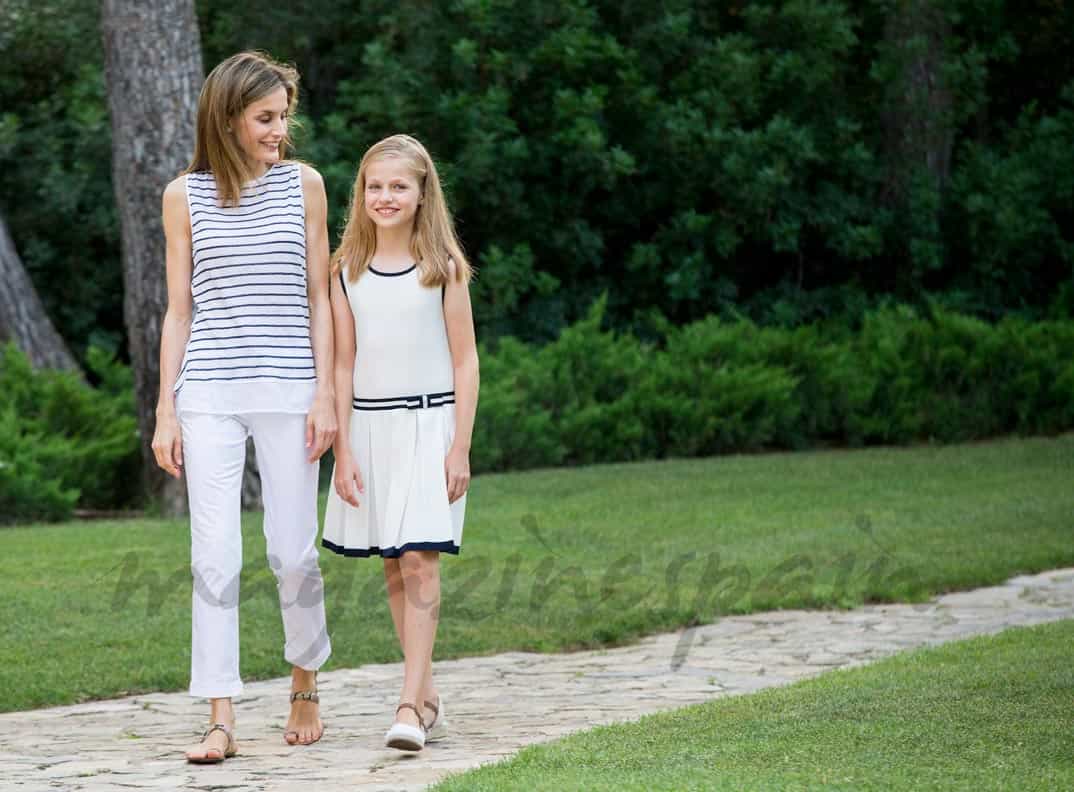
[321,537,460,558]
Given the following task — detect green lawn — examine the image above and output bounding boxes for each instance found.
[1,434,1072,712]
[433,618,1074,791]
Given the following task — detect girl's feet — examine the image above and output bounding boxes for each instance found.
[424,694,447,743]
[284,668,324,745]
[385,702,426,751]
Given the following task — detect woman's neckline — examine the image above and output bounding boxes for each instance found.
[245,161,279,186]
[368,262,416,277]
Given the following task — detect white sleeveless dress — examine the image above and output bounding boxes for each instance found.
[322,262,465,557]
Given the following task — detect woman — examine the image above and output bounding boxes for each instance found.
[151,51,336,763]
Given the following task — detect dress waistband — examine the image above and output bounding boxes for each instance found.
[352,390,455,411]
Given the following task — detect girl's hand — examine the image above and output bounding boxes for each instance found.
[445,445,471,504]
[306,394,338,462]
[334,450,364,507]
[152,410,183,479]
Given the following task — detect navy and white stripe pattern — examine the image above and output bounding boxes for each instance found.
[352,391,455,411]
[177,163,314,389]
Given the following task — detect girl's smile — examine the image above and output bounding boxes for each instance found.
[364,157,422,228]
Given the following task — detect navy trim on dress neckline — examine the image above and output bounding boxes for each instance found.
[368,263,416,277]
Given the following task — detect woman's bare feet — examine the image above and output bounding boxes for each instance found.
[185,699,236,763]
[284,667,324,745]
[185,724,235,763]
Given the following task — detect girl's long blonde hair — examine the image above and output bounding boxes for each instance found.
[186,51,300,207]
[332,134,471,287]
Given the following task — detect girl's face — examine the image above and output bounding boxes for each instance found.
[364,156,422,230]
[233,85,289,170]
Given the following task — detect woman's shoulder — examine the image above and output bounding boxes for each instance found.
[161,176,192,234]
[162,175,190,216]
[295,161,324,191]
[163,174,188,198]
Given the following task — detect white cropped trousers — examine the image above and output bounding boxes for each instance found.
[179,411,331,699]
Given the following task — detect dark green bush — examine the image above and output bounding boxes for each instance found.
[471,303,1074,474]
[4,303,1071,517]
[471,336,564,473]
[990,317,1074,435]
[641,317,800,456]
[0,407,79,523]
[532,297,648,465]
[0,344,140,523]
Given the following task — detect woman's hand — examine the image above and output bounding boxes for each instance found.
[152,410,183,479]
[334,450,364,507]
[445,444,471,504]
[306,393,338,462]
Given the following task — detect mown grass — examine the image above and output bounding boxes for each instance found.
[0,434,1071,712]
[433,619,1074,791]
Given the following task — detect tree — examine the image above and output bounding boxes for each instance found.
[0,212,80,371]
[877,0,955,292]
[101,0,203,515]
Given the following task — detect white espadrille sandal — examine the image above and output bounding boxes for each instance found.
[385,702,425,751]
[424,695,447,743]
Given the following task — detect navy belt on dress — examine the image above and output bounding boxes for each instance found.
[352,390,455,411]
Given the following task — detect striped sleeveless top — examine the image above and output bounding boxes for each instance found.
[174,161,317,415]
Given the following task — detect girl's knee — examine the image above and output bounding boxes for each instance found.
[399,550,440,582]
[399,549,438,569]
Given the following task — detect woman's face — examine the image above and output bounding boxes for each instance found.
[233,85,289,170]
[364,156,422,230]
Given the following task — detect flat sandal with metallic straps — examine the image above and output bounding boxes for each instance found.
[186,722,237,764]
[284,684,325,746]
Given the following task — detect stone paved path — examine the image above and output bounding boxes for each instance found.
[5,567,1073,791]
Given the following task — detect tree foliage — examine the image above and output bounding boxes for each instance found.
[0,0,120,355]
[1,0,1072,353]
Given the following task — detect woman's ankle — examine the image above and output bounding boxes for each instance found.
[208,696,233,718]
[291,666,317,690]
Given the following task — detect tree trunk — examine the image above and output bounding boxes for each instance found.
[882,0,954,198]
[101,1,263,515]
[0,213,80,372]
[880,0,954,294]
[101,0,203,516]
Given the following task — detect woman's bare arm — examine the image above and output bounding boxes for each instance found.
[152,176,194,478]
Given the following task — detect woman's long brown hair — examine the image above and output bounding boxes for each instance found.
[186,51,299,207]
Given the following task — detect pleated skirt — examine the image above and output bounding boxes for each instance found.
[322,404,465,558]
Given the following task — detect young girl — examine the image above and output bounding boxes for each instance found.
[322,134,479,751]
[152,51,336,763]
